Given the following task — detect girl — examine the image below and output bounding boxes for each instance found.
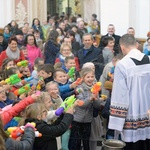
[24,34,43,69]
[1,58,15,71]
[0,116,35,150]
[69,67,101,150]
[24,102,74,150]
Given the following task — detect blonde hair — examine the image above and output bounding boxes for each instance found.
[46,81,58,91]
[80,67,94,78]
[25,103,45,119]
[37,92,50,104]
[82,62,95,69]
[60,43,72,53]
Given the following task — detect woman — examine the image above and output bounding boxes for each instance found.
[66,30,80,56]
[0,36,25,66]
[24,34,43,69]
[7,20,19,36]
[55,43,80,71]
[44,30,60,64]
[32,18,43,40]
[3,26,11,42]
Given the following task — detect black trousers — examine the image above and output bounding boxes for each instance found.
[125,139,150,150]
[69,121,91,150]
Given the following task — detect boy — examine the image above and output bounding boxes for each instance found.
[53,68,77,100]
[31,58,44,85]
[63,56,76,73]
[37,64,54,91]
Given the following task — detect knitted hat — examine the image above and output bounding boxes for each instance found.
[104,81,113,90]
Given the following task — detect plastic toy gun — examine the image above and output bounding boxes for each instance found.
[36,77,43,90]
[108,66,115,78]
[14,84,34,96]
[55,95,84,116]
[17,60,28,67]
[74,78,82,85]
[21,76,34,85]
[68,67,75,82]
[91,82,101,94]
[5,73,23,85]
[7,123,42,139]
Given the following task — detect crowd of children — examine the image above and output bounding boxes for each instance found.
[0,13,121,150]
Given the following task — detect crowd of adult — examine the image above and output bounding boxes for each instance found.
[0,12,150,150]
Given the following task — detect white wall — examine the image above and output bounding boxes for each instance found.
[130,0,150,38]
[0,0,15,28]
[100,0,150,38]
[100,0,129,36]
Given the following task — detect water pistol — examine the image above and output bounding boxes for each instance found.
[21,76,34,85]
[14,83,34,96]
[108,66,115,78]
[74,78,82,85]
[91,82,101,94]
[36,77,43,90]
[17,60,28,67]
[55,95,84,116]
[4,73,23,85]
[68,67,75,82]
[7,122,42,139]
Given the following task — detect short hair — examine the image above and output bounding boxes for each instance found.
[34,57,44,66]
[66,30,75,38]
[102,36,115,47]
[46,81,58,91]
[19,46,26,51]
[60,43,72,53]
[147,31,150,38]
[113,53,124,62]
[0,33,4,37]
[65,56,75,63]
[53,68,66,78]
[82,33,93,41]
[37,64,54,74]
[54,62,62,70]
[92,14,97,19]
[71,25,78,29]
[119,34,137,47]
[127,27,134,30]
[8,36,17,44]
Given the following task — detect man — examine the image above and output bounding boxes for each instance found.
[77,33,104,80]
[100,24,121,54]
[127,27,142,52]
[108,34,150,150]
[77,21,88,39]
[127,27,135,36]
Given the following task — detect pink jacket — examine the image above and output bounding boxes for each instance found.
[26,44,43,68]
[1,96,35,126]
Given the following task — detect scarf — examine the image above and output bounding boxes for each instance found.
[6,46,20,60]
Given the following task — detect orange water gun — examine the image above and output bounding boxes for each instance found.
[91,82,101,94]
